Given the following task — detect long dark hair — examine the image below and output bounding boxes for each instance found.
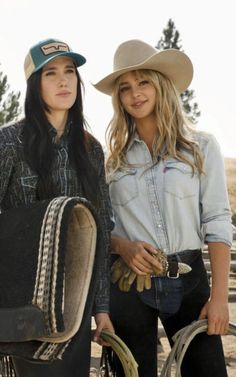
[22,68,98,204]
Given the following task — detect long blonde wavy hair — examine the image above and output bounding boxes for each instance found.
[105,69,204,176]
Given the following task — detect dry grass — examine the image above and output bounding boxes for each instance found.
[225,158,236,215]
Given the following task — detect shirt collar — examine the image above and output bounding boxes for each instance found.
[48,119,72,143]
[126,132,143,152]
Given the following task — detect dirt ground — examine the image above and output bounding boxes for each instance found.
[90,285,236,376]
[222,298,236,376]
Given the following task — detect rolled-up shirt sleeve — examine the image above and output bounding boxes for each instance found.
[200,134,232,246]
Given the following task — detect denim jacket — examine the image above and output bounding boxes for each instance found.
[109,131,232,253]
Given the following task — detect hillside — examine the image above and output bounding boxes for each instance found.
[225,158,236,215]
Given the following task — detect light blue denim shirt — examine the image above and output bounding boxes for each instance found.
[109,131,232,254]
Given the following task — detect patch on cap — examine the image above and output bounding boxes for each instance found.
[41,42,70,56]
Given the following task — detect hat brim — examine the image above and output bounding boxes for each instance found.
[94,49,193,95]
[33,52,86,75]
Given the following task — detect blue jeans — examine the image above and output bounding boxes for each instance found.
[109,251,227,377]
[138,276,183,319]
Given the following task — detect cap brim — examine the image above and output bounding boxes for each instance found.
[33,51,86,74]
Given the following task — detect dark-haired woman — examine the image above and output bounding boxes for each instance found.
[0,38,114,377]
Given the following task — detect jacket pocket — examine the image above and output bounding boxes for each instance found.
[19,175,38,200]
[109,168,138,206]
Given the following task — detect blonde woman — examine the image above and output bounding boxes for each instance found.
[94,39,232,377]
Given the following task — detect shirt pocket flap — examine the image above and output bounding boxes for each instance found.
[164,160,193,175]
[109,168,138,206]
[110,168,137,183]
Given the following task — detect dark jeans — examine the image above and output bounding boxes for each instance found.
[12,312,91,377]
[109,252,228,377]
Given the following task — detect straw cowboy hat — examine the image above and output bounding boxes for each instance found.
[94,39,193,95]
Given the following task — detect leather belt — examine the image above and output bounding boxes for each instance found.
[166,249,201,278]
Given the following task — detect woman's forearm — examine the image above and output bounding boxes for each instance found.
[208,242,230,300]
[111,235,130,256]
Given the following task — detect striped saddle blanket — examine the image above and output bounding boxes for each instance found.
[0,196,99,363]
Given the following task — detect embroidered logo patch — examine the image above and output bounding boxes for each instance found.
[41,42,70,56]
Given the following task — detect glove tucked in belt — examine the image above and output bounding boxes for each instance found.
[111,250,192,293]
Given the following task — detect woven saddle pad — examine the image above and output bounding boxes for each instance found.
[0,196,97,346]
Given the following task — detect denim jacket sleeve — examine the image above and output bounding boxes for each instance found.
[199,133,232,246]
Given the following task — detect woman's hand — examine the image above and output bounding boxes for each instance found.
[198,297,229,335]
[198,242,230,335]
[92,313,115,346]
[111,236,162,275]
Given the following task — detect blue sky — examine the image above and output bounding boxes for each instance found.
[1,0,235,157]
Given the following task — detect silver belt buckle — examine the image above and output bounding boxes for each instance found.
[167,270,180,279]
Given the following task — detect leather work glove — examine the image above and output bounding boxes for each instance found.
[111,251,164,292]
[120,270,151,292]
[111,251,191,293]
[111,257,152,292]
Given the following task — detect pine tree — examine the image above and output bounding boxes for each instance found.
[156,19,201,124]
[0,66,21,127]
